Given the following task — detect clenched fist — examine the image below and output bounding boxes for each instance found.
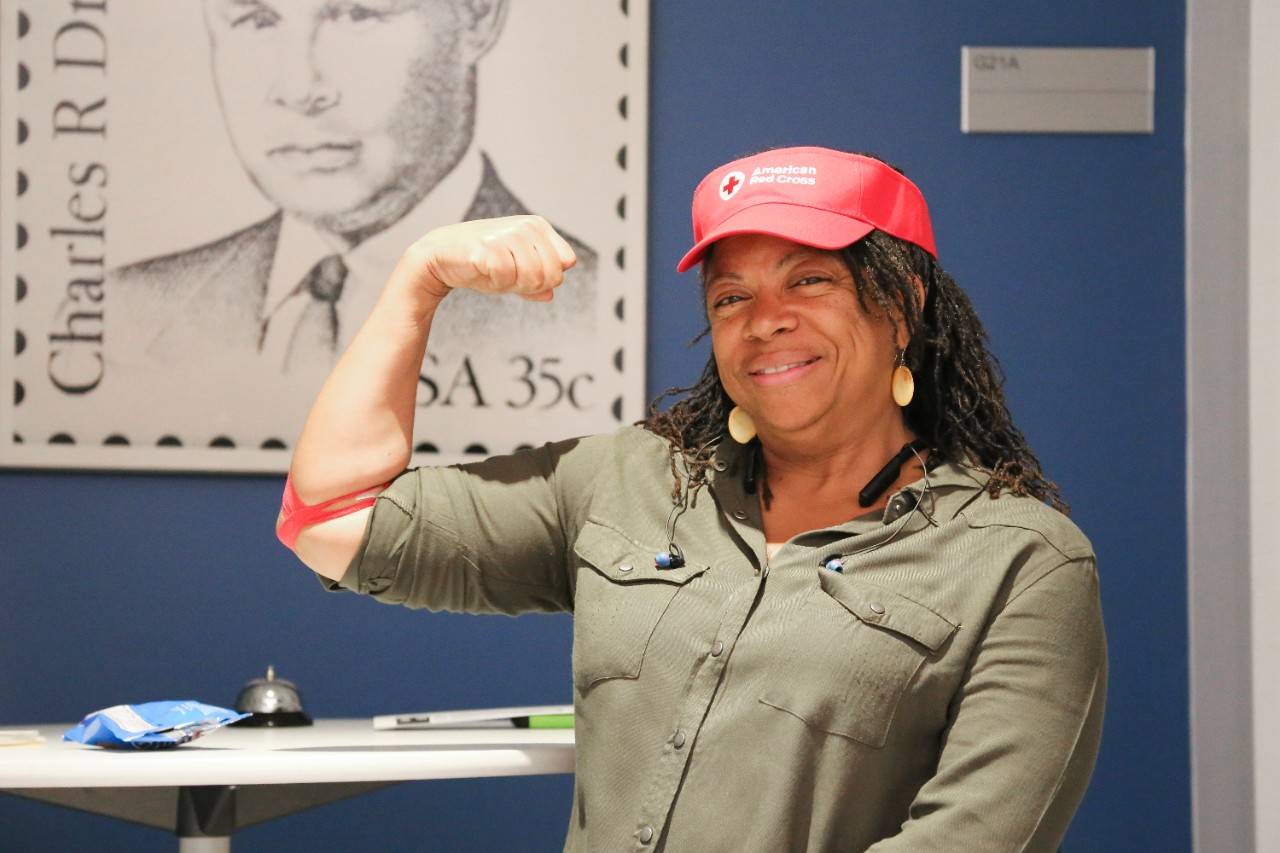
[408,215,577,303]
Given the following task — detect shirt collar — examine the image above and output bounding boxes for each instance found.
[260,215,347,322]
[882,459,989,525]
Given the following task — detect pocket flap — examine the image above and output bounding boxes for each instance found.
[573,518,709,585]
[817,572,958,652]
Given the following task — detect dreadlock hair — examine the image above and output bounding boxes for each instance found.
[642,152,1067,514]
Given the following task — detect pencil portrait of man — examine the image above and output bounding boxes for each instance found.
[107,0,596,379]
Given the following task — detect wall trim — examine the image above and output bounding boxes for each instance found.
[1186,0,1254,849]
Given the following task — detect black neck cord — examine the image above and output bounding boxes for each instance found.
[743,438,930,506]
[857,438,930,507]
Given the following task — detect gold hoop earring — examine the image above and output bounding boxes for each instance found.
[892,350,915,407]
[727,406,757,443]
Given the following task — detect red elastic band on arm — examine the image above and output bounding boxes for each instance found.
[277,473,390,550]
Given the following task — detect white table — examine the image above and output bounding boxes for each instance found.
[0,720,576,851]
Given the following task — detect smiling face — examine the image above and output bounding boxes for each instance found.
[705,234,907,446]
[203,0,502,236]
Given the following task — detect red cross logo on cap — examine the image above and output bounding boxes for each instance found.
[719,170,746,201]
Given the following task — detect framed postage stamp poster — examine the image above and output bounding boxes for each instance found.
[0,0,648,472]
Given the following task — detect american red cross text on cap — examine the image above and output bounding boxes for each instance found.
[677,146,937,272]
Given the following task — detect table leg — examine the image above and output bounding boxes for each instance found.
[177,785,235,852]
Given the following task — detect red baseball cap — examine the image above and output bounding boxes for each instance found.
[676,146,937,272]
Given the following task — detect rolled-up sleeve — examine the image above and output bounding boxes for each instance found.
[317,433,610,615]
[866,556,1107,852]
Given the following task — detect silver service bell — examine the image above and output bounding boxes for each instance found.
[231,665,313,727]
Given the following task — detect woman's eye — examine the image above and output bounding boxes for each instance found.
[713,294,744,309]
[795,275,829,287]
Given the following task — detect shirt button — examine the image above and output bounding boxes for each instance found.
[639,825,654,844]
[618,563,633,573]
[710,640,724,657]
[869,602,886,615]
[713,459,728,472]
[673,729,687,749]
[732,510,748,521]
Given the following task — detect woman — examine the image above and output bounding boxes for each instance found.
[279,146,1106,852]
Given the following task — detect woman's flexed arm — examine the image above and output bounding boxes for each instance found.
[279,216,577,579]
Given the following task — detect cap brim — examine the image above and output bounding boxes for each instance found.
[675,203,877,273]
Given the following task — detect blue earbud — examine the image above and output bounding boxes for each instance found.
[655,551,684,569]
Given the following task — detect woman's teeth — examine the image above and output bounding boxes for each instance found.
[756,359,814,375]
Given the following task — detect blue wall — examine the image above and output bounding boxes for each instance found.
[1,2,1186,850]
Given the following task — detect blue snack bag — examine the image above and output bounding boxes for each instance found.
[64,700,250,749]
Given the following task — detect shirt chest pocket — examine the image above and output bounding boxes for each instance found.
[571,519,709,693]
[760,571,959,748]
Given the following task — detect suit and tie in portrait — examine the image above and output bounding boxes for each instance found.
[109,155,596,372]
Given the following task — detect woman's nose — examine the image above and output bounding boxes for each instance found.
[744,292,798,340]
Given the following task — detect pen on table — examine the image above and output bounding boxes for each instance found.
[381,712,575,730]
[512,713,574,729]
[374,704,575,730]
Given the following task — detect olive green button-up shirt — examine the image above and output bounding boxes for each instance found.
[322,426,1106,852]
